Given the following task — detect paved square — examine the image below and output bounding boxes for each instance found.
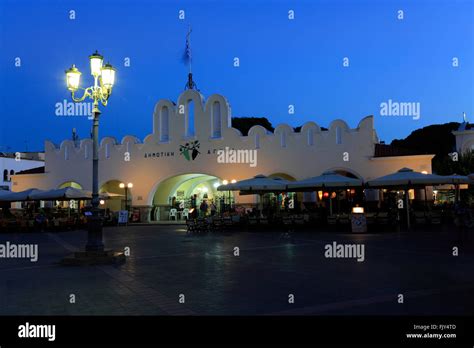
[0,225,473,315]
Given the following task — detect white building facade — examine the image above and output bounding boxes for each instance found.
[453,121,474,154]
[12,90,434,221]
[1,153,44,191]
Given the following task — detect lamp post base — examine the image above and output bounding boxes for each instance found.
[61,250,126,266]
[85,212,104,252]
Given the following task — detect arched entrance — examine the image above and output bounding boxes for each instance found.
[100,180,128,212]
[58,181,83,189]
[150,173,226,221]
[262,173,298,213]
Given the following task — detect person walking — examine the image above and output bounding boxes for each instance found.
[200,200,208,218]
[210,201,217,216]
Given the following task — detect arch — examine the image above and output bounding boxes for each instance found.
[160,106,170,142]
[149,173,224,206]
[324,167,363,179]
[58,181,83,189]
[268,173,297,181]
[100,179,130,212]
[147,173,229,221]
[3,169,8,182]
[9,170,14,176]
[211,101,222,138]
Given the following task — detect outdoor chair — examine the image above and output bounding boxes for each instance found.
[339,214,350,225]
[248,216,258,226]
[185,219,197,234]
[376,212,389,225]
[429,212,441,225]
[414,211,427,225]
[294,215,305,226]
[197,218,210,233]
[18,219,29,232]
[169,208,178,221]
[366,213,376,225]
[223,217,233,229]
[181,208,190,220]
[327,216,337,225]
[211,217,224,232]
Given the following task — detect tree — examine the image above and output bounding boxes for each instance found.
[231,117,274,136]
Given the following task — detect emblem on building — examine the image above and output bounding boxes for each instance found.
[179,140,200,161]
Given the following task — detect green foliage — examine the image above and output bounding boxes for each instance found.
[434,150,474,175]
[231,117,274,136]
[391,122,460,157]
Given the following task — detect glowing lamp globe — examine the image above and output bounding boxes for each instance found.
[101,63,116,90]
[89,50,104,77]
[65,65,81,92]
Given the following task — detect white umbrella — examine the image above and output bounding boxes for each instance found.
[29,187,91,201]
[468,173,474,183]
[0,190,10,198]
[217,175,291,216]
[440,174,470,202]
[0,188,47,202]
[441,174,470,184]
[367,168,448,229]
[366,168,447,187]
[288,171,363,190]
[217,174,291,192]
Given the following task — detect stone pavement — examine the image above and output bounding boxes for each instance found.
[0,225,473,315]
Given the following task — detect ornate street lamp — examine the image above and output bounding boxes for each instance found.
[64,51,117,256]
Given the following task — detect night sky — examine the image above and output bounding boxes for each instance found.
[0,0,473,152]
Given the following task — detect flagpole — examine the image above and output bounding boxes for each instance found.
[188,25,192,74]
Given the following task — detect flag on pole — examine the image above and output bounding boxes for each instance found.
[183,26,192,72]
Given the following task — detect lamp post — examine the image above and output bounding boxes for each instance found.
[119,182,133,211]
[65,51,116,253]
[230,179,236,209]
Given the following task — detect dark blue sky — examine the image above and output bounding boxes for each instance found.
[1,0,473,151]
